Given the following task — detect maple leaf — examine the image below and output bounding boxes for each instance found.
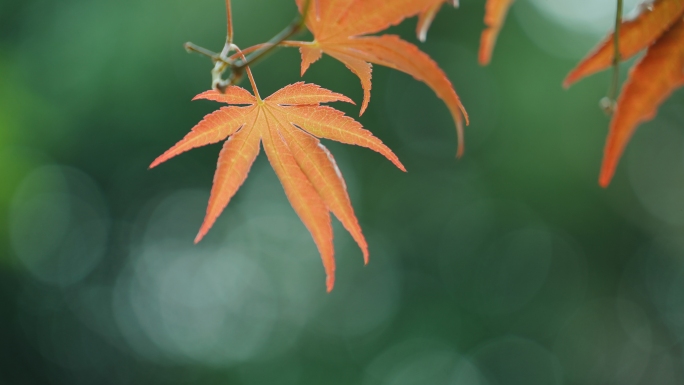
[598,17,684,186]
[564,0,684,87]
[150,80,405,292]
[294,0,469,156]
[564,0,684,186]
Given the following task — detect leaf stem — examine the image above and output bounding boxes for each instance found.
[226,0,234,47]
[226,41,307,61]
[184,40,304,68]
[233,46,261,100]
[602,0,623,114]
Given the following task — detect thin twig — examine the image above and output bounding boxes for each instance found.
[184,40,303,79]
[184,42,221,61]
[602,0,623,114]
[210,0,237,91]
[232,0,313,70]
[184,0,313,91]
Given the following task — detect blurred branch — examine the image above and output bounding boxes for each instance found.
[601,0,623,114]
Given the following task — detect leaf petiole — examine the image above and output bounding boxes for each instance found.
[226,0,234,47]
[233,45,261,100]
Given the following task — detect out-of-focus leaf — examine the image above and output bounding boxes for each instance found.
[599,18,684,186]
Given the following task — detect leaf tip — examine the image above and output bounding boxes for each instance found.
[359,91,370,115]
[326,275,335,292]
[192,91,214,101]
[561,77,574,89]
[417,27,428,43]
[460,107,469,126]
[478,44,492,66]
[340,95,356,105]
[599,163,615,188]
[195,221,213,244]
[381,148,406,172]
[149,157,164,170]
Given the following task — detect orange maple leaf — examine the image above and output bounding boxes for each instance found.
[599,18,684,186]
[564,0,684,87]
[293,0,469,156]
[564,0,684,186]
[150,76,405,292]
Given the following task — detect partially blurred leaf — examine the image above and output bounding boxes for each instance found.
[599,18,684,186]
[564,0,684,87]
[294,0,469,156]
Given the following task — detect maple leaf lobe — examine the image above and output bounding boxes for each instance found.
[295,0,469,155]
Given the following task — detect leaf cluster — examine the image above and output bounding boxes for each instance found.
[564,0,684,186]
[151,0,514,291]
[152,0,684,290]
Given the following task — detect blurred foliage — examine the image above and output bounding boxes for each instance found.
[1,0,684,384]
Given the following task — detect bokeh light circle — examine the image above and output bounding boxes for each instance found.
[10,165,109,286]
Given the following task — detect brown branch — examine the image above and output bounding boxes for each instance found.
[232,0,313,70]
[183,0,314,91]
[184,42,220,60]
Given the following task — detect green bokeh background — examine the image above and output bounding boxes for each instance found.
[2,0,684,384]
